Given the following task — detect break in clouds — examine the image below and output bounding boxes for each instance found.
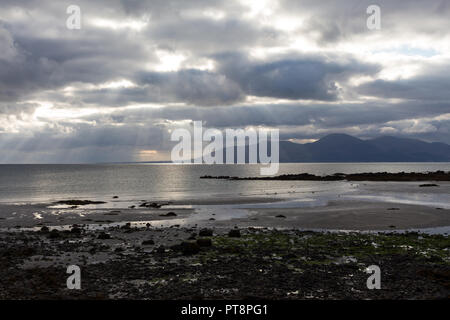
[0,0,450,163]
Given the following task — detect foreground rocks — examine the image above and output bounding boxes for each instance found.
[55,200,106,206]
[0,227,448,300]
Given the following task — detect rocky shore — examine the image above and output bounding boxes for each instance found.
[0,226,448,299]
[200,170,450,181]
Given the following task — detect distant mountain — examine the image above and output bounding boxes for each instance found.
[214,133,450,163]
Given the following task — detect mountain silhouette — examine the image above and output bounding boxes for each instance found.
[213,133,450,163]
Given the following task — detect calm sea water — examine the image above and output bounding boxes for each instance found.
[0,163,449,203]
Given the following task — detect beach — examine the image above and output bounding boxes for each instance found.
[1,179,449,231]
[1,225,448,299]
[2,0,450,307]
[0,175,449,299]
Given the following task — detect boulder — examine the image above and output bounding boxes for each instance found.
[187,233,197,240]
[196,238,212,247]
[139,202,162,208]
[121,223,131,230]
[228,229,241,238]
[155,245,166,253]
[70,226,82,234]
[97,232,111,239]
[199,228,213,237]
[159,212,177,217]
[180,241,201,255]
[48,229,60,239]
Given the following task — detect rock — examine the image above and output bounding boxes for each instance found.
[284,253,297,260]
[121,223,131,230]
[228,229,241,238]
[159,212,177,217]
[196,238,212,247]
[419,184,439,187]
[199,228,213,237]
[40,226,49,233]
[48,229,60,239]
[97,232,111,239]
[129,205,136,209]
[209,218,215,221]
[113,196,119,199]
[170,243,182,251]
[105,210,121,216]
[70,226,82,234]
[387,208,400,210]
[142,239,155,245]
[155,245,166,253]
[426,255,443,263]
[55,200,106,206]
[389,225,396,228]
[187,233,197,240]
[275,215,286,218]
[139,202,162,208]
[180,241,200,255]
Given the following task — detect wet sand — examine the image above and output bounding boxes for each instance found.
[0,181,449,231]
[215,200,450,230]
[1,200,449,231]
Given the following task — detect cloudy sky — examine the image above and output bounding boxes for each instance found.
[1,0,449,163]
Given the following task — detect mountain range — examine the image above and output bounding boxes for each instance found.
[218,134,450,162]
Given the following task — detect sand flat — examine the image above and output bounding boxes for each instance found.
[0,181,449,231]
[216,200,450,230]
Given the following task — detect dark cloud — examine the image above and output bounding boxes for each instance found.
[48,52,379,107]
[118,0,243,18]
[0,0,449,162]
[136,69,245,105]
[0,21,154,103]
[281,0,450,44]
[146,17,282,54]
[94,100,448,131]
[357,63,450,101]
[216,53,379,101]
[0,102,38,115]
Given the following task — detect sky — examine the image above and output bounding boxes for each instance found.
[0,0,449,163]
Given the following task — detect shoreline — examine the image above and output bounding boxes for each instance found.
[1,198,449,231]
[200,170,450,181]
[1,180,449,231]
[0,180,449,299]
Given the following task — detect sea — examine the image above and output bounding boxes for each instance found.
[0,163,449,204]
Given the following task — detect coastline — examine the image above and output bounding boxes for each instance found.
[0,178,449,299]
[1,180,449,231]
